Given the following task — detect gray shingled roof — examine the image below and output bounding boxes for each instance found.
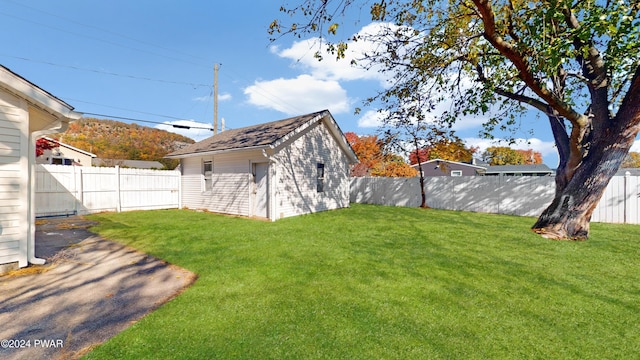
[167,110,329,157]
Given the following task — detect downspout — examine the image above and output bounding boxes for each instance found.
[28,122,69,265]
[28,129,52,265]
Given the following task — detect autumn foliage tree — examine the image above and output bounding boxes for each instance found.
[345,132,417,177]
[409,139,478,164]
[483,147,543,166]
[622,152,640,168]
[35,137,59,157]
[272,0,640,239]
[55,118,195,169]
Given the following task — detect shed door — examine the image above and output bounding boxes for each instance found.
[253,163,268,218]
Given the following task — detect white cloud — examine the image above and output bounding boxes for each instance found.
[155,120,214,142]
[631,139,640,153]
[192,92,231,102]
[273,22,397,86]
[192,95,209,102]
[244,74,350,115]
[357,109,387,128]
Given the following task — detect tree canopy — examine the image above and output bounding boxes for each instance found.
[482,146,543,165]
[35,137,59,157]
[409,138,478,164]
[272,0,640,239]
[345,132,417,177]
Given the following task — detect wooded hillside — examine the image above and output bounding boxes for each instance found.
[52,118,196,169]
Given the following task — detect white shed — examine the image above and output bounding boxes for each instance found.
[0,65,81,273]
[166,110,358,221]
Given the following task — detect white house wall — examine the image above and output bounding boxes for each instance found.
[0,90,28,268]
[180,155,256,216]
[273,121,350,219]
[37,146,93,166]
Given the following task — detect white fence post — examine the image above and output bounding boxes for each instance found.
[115,165,122,213]
[625,171,631,224]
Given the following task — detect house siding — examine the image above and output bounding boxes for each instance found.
[172,111,355,221]
[0,90,28,268]
[273,121,350,219]
[37,145,93,166]
[179,152,261,216]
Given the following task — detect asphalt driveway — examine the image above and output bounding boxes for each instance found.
[0,216,196,360]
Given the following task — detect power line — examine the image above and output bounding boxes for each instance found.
[1,0,212,65]
[81,111,215,131]
[0,9,209,69]
[0,53,211,88]
[65,98,196,121]
[0,0,322,124]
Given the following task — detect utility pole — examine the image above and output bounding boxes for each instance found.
[213,63,219,135]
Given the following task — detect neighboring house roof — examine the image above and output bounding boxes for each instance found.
[410,158,486,170]
[42,136,97,158]
[485,164,554,175]
[93,158,166,169]
[616,168,640,176]
[167,110,358,163]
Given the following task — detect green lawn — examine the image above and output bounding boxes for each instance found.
[84,204,640,359]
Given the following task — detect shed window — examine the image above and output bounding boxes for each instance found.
[203,160,213,191]
[451,170,462,177]
[52,157,73,166]
[317,163,324,193]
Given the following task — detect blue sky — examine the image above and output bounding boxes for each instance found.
[3,0,632,167]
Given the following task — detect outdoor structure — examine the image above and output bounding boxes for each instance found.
[36,136,96,166]
[412,159,554,177]
[166,110,358,221]
[412,159,487,176]
[484,164,554,176]
[0,65,81,272]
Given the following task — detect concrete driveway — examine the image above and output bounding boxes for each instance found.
[0,216,196,360]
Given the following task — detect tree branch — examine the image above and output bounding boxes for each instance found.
[474,63,549,113]
[560,5,609,122]
[472,0,587,128]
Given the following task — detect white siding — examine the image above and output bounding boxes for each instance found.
[213,150,264,173]
[273,121,350,219]
[177,121,352,220]
[0,90,28,267]
[180,156,252,216]
[37,145,94,166]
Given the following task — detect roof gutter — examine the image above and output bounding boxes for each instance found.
[165,144,270,159]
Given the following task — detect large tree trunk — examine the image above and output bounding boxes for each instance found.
[532,157,619,240]
[534,102,640,240]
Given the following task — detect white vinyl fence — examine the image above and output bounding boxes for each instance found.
[350,174,640,224]
[35,164,180,217]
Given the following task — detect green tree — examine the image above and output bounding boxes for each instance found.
[271,0,640,240]
[483,146,527,165]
